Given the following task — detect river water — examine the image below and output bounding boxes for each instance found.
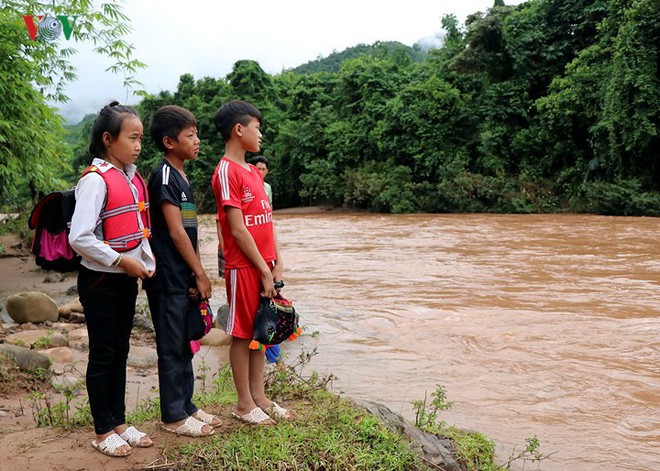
[200,212,659,470]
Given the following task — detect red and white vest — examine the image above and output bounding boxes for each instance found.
[83,164,151,252]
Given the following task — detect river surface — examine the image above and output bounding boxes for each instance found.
[200,212,659,470]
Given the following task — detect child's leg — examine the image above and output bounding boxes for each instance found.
[107,276,138,430]
[78,267,133,455]
[147,289,196,425]
[226,266,277,420]
[230,337,259,414]
[248,348,269,408]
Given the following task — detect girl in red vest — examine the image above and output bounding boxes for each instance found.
[69,101,156,457]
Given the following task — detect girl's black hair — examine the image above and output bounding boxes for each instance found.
[88,101,139,157]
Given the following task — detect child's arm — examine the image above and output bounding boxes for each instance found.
[216,218,225,279]
[225,206,277,298]
[161,201,212,299]
[272,224,284,284]
[216,217,224,251]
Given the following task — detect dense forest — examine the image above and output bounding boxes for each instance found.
[1,0,659,216]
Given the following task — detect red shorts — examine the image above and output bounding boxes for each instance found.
[225,262,274,339]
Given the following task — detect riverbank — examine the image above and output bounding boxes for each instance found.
[0,229,472,470]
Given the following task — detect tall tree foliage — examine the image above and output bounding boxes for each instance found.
[63,0,660,215]
[0,0,145,207]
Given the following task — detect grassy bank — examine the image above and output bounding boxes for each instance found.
[1,344,552,470]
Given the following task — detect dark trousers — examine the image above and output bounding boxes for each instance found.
[78,266,137,435]
[146,289,197,423]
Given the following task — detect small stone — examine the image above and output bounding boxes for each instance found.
[68,328,88,342]
[132,314,154,333]
[44,273,66,283]
[215,304,229,330]
[68,312,86,324]
[200,328,232,346]
[51,374,82,391]
[41,347,73,364]
[127,345,158,369]
[58,298,84,318]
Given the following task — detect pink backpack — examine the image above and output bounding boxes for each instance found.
[28,189,81,272]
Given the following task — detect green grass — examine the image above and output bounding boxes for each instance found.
[32,330,55,349]
[167,392,424,470]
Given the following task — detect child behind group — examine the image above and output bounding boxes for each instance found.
[144,105,219,437]
[211,99,291,425]
[69,101,155,457]
[248,155,280,365]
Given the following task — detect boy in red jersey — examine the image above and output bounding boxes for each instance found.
[211,100,290,424]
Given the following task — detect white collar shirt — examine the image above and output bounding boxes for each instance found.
[69,158,155,273]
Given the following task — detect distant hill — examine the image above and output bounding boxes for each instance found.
[290,41,430,74]
[63,113,94,146]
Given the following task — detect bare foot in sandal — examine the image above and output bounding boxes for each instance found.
[91,432,131,457]
[162,416,214,437]
[193,409,223,428]
[115,424,153,447]
[231,407,276,426]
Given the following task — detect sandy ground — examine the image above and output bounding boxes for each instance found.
[0,235,233,471]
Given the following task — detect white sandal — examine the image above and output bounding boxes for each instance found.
[193,409,223,427]
[91,433,131,457]
[119,425,153,447]
[268,402,293,421]
[231,407,275,426]
[161,416,215,437]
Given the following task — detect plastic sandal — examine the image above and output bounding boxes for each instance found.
[231,407,275,426]
[161,416,215,437]
[193,409,222,428]
[91,433,131,457]
[268,402,293,421]
[119,426,153,447]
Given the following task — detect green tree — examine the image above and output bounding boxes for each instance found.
[0,0,145,206]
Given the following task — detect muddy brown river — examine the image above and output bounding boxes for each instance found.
[200,212,659,470]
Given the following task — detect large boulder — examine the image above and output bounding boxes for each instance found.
[5,292,59,324]
[0,344,51,371]
[359,400,464,471]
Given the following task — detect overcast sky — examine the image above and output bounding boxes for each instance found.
[56,0,525,123]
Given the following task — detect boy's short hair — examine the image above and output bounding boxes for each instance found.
[149,105,197,152]
[213,100,262,142]
[250,155,269,167]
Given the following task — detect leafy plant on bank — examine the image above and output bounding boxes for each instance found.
[412,384,551,471]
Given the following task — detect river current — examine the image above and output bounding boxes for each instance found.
[200,212,659,470]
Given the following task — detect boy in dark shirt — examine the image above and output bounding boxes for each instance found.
[145,105,219,437]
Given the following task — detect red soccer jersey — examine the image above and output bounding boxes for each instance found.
[212,157,276,269]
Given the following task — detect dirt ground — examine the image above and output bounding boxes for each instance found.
[0,236,233,471]
[0,207,337,470]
